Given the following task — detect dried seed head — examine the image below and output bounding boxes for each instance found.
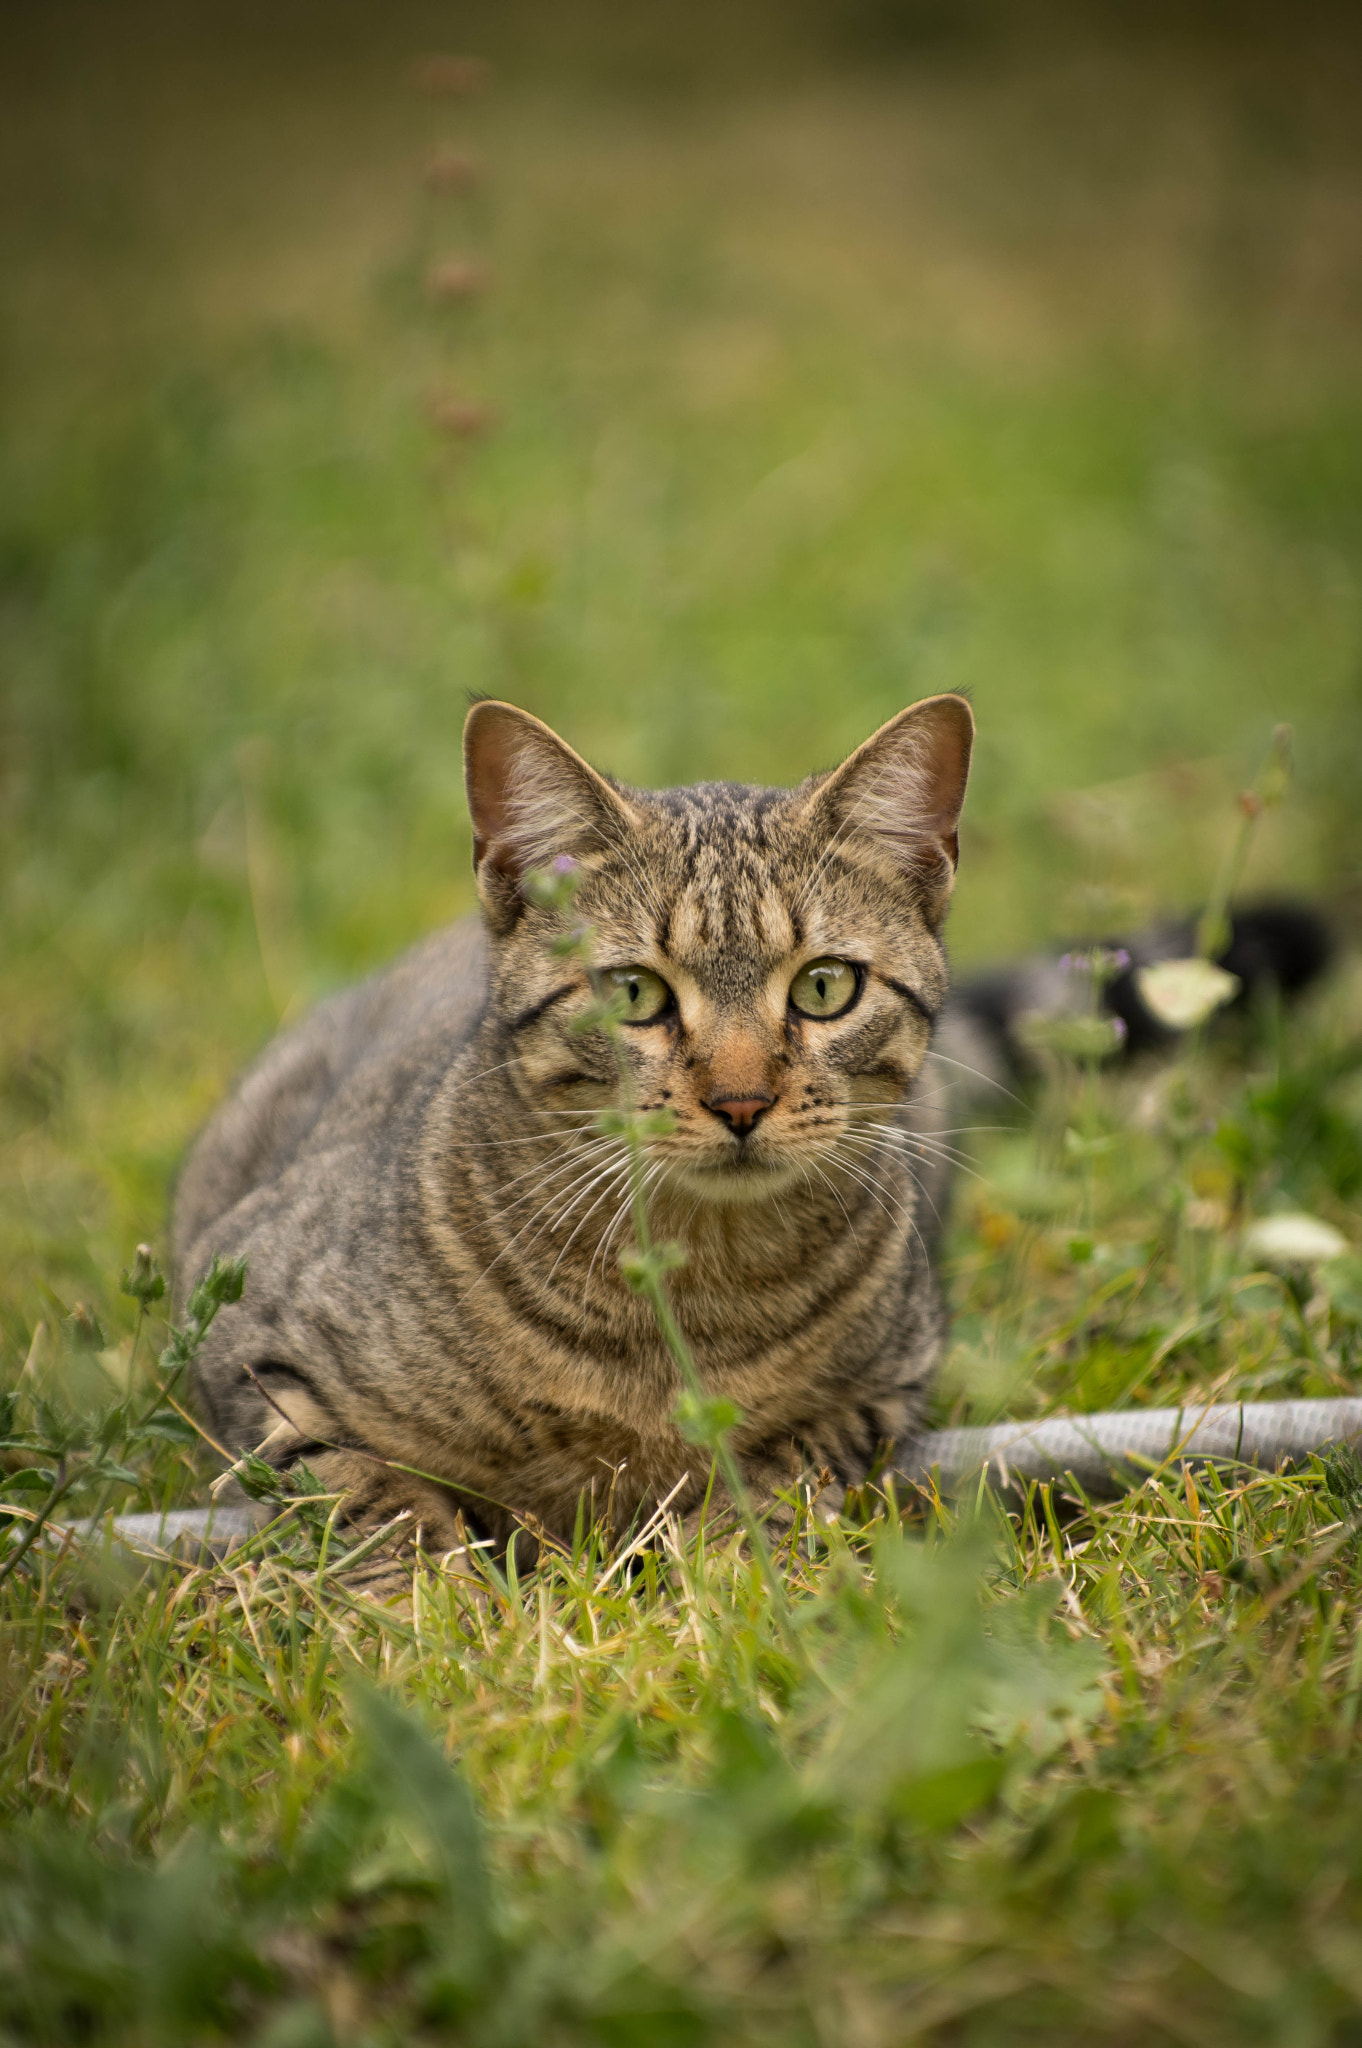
[66,1302,106,1351]
[414,53,492,97]
[121,1242,166,1307]
[426,256,491,302]
[423,145,482,192]
[428,395,494,439]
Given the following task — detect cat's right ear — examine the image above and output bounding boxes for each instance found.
[463,702,638,930]
[803,693,974,929]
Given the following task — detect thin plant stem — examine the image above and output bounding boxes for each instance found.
[527,861,811,1669]
[619,1113,805,1658]
[1195,724,1292,961]
[0,1465,79,1589]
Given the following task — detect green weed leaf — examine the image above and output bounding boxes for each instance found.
[674,1390,743,1446]
[347,1684,494,1973]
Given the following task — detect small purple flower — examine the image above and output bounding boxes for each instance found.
[1111,1015,1128,1043]
[1112,948,1131,972]
[551,854,578,876]
[1058,953,1074,973]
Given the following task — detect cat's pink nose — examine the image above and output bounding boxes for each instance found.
[704,1093,775,1136]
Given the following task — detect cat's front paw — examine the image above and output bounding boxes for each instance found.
[675,1456,846,1553]
[238,1436,473,1567]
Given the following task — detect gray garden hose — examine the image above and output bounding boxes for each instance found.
[899,1398,1362,1499]
[63,1503,263,1558]
[47,1399,1362,1560]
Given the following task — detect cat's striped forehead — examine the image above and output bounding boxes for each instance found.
[624,782,807,985]
[644,778,793,861]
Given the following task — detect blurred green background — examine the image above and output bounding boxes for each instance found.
[3,0,1361,1351]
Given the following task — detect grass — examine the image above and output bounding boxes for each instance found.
[3,1,1362,2039]
[7,1012,1362,2045]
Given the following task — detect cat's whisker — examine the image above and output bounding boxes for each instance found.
[842,1115,979,1163]
[588,1174,648,1297]
[461,1147,629,1298]
[485,1128,615,1178]
[920,1050,1029,1108]
[792,1155,862,1237]
[866,1154,943,1232]
[831,1130,951,1223]
[457,1054,545,1089]
[584,1195,627,1299]
[636,1161,672,1250]
[487,1135,622,1206]
[583,1157,670,1302]
[881,1124,1002,1158]
[904,1082,966,1111]
[534,1152,634,1242]
[460,1126,600,1152]
[830,1159,909,1237]
[843,1130,995,1146]
[833,1124,930,1190]
[832,1125,933,1178]
[828,1144,932,1255]
[808,1159,862,1254]
[545,1160,637,1282]
[481,1153,609,1220]
[843,1126,973,1174]
[483,1159,622,1262]
[826,1139,914,1215]
[834,1134,941,1192]
[852,1130,958,1231]
[846,1122,992,1186]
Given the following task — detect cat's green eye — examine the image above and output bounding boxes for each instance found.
[789,957,859,1020]
[607,966,673,1024]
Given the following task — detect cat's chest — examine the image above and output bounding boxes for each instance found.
[476,1242,905,1435]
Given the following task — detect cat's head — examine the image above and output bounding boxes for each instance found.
[464,697,973,1204]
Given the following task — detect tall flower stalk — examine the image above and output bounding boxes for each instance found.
[1136,724,1294,1037]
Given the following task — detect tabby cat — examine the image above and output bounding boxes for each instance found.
[175,694,974,1551]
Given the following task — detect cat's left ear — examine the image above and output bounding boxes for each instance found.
[807,694,974,925]
[463,700,640,931]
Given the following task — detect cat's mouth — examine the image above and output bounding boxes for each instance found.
[667,1146,803,1205]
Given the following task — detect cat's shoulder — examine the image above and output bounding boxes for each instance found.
[174,915,488,1280]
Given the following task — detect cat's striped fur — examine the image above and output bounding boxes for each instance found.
[176,695,973,1552]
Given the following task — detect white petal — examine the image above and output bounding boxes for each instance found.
[1243,1213,1349,1266]
[1136,957,1241,1031]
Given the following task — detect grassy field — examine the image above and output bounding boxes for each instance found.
[4,2,1362,2039]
